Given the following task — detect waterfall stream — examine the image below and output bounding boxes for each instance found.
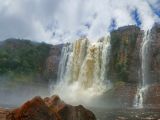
[50,36,112,104]
[134,31,151,108]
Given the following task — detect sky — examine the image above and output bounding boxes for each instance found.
[0,0,160,44]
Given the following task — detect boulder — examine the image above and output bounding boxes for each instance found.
[6,95,96,120]
[7,96,58,120]
[44,95,96,120]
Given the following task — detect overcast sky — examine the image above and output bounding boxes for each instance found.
[0,0,160,44]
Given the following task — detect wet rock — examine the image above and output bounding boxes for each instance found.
[8,96,58,120]
[5,95,96,120]
[44,95,96,120]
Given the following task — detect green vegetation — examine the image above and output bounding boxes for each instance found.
[0,38,51,84]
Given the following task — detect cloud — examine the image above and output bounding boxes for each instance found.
[0,0,60,44]
[0,0,159,44]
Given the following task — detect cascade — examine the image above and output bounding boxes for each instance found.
[50,36,112,104]
[134,31,151,108]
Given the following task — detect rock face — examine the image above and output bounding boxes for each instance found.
[45,44,63,81]
[105,24,160,108]
[145,84,160,108]
[6,95,96,120]
[103,83,137,108]
[150,24,160,83]
[109,25,141,83]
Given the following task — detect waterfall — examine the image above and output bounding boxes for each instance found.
[50,36,112,104]
[134,31,151,108]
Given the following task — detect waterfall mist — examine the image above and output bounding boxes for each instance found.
[0,76,50,108]
[50,36,112,107]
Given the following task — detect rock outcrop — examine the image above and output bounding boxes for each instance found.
[5,95,96,120]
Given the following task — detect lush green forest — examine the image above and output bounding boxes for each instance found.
[0,38,52,85]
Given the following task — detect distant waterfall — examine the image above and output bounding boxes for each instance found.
[134,31,151,108]
[50,36,112,104]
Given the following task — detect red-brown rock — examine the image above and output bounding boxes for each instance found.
[8,96,58,120]
[44,95,96,120]
[6,95,96,120]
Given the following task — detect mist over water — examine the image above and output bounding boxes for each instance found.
[0,76,50,108]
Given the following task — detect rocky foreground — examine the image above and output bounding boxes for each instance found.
[0,95,96,120]
[91,108,160,120]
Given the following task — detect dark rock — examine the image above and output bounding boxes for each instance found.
[44,95,96,120]
[150,23,160,83]
[58,104,96,120]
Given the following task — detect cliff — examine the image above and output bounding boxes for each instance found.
[150,24,160,83]
[108,23,160,85]
[109,25,141,83]
[1,25,160,86]
[106,24,160,108]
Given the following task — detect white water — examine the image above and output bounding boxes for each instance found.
[50,36,112,105]
[134,31,151,108]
